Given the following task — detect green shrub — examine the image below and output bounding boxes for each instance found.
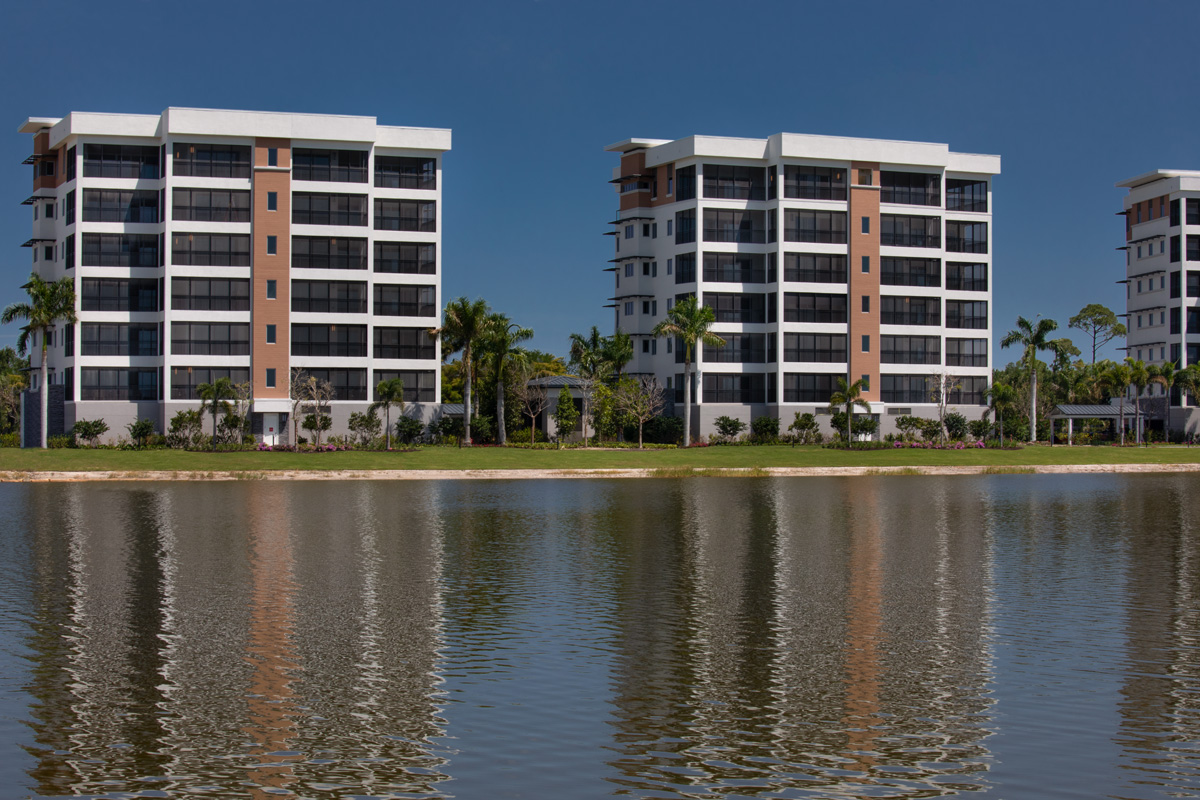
[638,415,683,445]
[968,417,991,441]
[894,415,923,442]
[713,415,747,442]
[919,418,942,442]
[428,415,464,444]
[394,415,424,445]
[126,418,156,448]
[750,415,780,444]
[0,432,18,448]
[471,415,495,444]
[72,418,110,447]
[48,434,74,449]
[944,412,968,441]
[348,409,382,447]
[788,412,822,445]
[507,426,548,444]
[167,409,205,449]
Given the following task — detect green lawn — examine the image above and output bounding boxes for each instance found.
[3,443,1200,473]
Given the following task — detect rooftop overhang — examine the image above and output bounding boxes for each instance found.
[607,215,654,224]
[18,117,60,135]
[1115,169,1200,190]
[604,138,672,154]
[21,194,55,205]
[21,238,54,247]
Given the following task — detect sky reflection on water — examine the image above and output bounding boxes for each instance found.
[0,475,1197,799]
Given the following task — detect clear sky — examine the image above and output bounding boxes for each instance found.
[2,0,1197,364]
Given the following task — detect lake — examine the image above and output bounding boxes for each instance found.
[0,475,1197,798]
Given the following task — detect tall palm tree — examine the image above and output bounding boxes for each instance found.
[1126,358,1150,444]
[1149,361,1178,441]
[197,376,236,449]
[651,296,724,446]
[434,297,491,446]
[1,274,77,448]
[371,377,405,450]
[1099,361,1132,445]
[568,326,610,444]
[485,313,534,445]
[1000,315,1059,442]
[602,330,634,380]
[829,376,872,447]
[986,381,1018,445]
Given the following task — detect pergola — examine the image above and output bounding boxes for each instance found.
[1047,402,1140,445]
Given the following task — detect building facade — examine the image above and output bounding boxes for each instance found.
[1116,170,1200,433]
[19,108,449,443]
[605,134,1000,437]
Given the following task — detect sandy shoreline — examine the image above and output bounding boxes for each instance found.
[3,463,1200,482]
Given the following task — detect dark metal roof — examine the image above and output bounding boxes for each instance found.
[439,403,465,416]
[527,375,589,388]
[21,194,54,206]
[20,238,53,247]
[1049,402,1140,419]
[606,215,654,225]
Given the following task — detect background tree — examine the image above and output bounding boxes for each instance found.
[435,297,491,446]
[289,367,309,446]
[512,365,551,444]
[931,372,963,444]
[986,381,1018,445]
[552,386,578,448]
[829,376,871,447]
[371,377,405,450]
[651,296,724,446]
[484,314,533,445]
[789,412,821,445]
[1099,361,1132,445]
[1069,304,1127,363]
[1126,358,1150,444]
[347,409,381,447]
[602,330,634,380]
[303,376,335,447]
[0,347,27,434]
[1,274,77,448]
[1150,361,1178,440]
[568,326,609,444]
[1001,315,1059,442]
[197,377,236,449]
[612,376,665,449]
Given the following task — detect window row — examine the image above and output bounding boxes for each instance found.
[83,189,159,223]
[880,375,988,405]
[84,144,160,180]
[79,323,159,356]
[81,278,161,312]
[172,143,251,178]
[81,367,159,401]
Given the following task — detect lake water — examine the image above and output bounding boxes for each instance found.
[0,476,1197,799]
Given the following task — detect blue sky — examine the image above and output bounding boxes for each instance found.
[2,0,1197,363]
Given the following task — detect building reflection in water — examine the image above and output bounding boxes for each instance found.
[1116,475,1200,795]
[604,476,996,797]
[19,482,449,798]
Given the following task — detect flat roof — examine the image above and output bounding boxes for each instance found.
[20,107,450,152]
[1116,169,1200,190]
[608,132,999,173]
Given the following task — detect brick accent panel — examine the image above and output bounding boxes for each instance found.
[251,139,291,400]
[849,162,881,403]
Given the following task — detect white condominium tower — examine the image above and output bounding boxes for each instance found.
[19,108,449,443]
[605,133,1000,436]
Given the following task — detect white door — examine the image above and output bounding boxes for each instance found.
[263,413,279,446]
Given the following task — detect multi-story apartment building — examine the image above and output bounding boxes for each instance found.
[605,133,1000,437]
[18,108,449,444]
[1117,171,1200,430]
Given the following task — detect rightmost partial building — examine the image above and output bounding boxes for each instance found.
[1117,170,1200,431]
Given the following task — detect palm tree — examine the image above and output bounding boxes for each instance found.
[602,330,634,380]
[651,296,724,446]
[1126,358,1150,444]
[1149,361,1178,441]
[434,297,491,446]
[829,376,872,447]
[568,326,610,444]
[485,313,533,445]
[1,274,77,448]
[1099,361,1132,445]
[371,377,405,450]
[1000,315,1059,442]
[197,376,236,449]
[986,381,1018,445]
